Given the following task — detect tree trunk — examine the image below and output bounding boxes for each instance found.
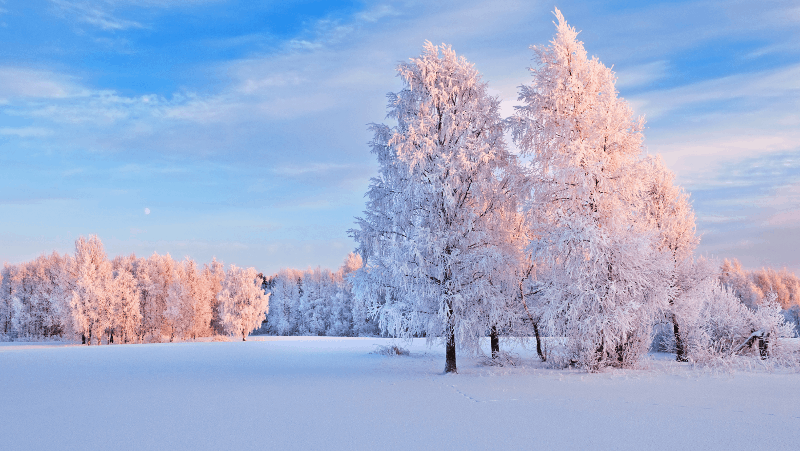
[673,318,687,362]
[533,321,545,362]
[81,333,86,345]
[758,333,769,359]
[444,323,457,374]
[490,325,500,359]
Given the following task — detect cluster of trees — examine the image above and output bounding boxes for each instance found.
[720,258,800,310]
[3,10,795,374]
[0,235,269,344]
[720,258,800,333]
[257,253,379,337]
[348,9,796,372]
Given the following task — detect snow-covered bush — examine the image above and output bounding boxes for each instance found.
[372,344,410,356]
[663,258,796,365]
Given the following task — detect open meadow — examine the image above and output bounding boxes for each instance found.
[2,337,799,450]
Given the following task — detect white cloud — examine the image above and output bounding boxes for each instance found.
[614,60,668,89]
[356,4,400,23]
[273,163,356,177]
[0,67,80,99]
[632,64,800,120]
[50,0,144,31]
[0,126,52,138]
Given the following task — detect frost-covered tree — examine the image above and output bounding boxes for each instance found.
[351,42,525,373]
[512,9,665,369]
[111,255,142,344]
[641,156,699,361]
[17,253,72,339]
[721,259,800,310]
[166,258,213,341]
[204,257,226,335]
[263,268,304,336]
[71,235,115,345]
[671,257,795,361]
[138,252,175,342]
[0,264,11,337]
[218,265,270,341]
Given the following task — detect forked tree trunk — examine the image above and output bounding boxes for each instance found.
[445,324,457,374]
[490,325,500,359]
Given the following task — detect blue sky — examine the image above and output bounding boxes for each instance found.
[1,0,799,275]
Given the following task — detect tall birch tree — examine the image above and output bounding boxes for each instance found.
[351,42,525,373]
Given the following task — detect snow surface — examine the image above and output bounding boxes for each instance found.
[2,337,799,450]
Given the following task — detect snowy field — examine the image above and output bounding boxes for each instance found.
[2,337,799,450]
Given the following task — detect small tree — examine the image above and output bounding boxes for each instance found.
[351,42,525,373]
[218,265,270,341]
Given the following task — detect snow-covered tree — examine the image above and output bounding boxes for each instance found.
[263,268,304,336]
[71,235,115,345]
[138,252,175,342]
[218,265,270,341]
[0,264,11,337]
[15,253,72,339]
[641,155,699,361]
[166,258,213,341]
[204,258,226,336]
[512,9,665,369]
[110,255,142,344]
[351,42,525,373]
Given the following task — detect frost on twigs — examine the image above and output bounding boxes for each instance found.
[372,344,410,356]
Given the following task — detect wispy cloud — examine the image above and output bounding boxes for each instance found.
[0,126,52,138]
[0,67,81,99]
[50,0,144,31]
[633,63,800,120]
[273,163,357,177]
[614,60,668,89]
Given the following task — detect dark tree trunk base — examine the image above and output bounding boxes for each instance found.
[490,326,500,359]
[673,319,687,362]
[445,325,457,374]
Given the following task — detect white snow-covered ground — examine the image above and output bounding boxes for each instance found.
[2,337,799,450]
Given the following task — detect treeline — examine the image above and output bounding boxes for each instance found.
[721,258,800,310]
[0,235,269,344]
[256,252,380,337]
[720,258,800,330]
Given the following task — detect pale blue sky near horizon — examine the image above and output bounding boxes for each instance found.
[1,0,799,275]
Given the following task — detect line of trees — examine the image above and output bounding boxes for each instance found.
[347,9,796,372]
[256,252,379,337]
[0,235,269,344]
